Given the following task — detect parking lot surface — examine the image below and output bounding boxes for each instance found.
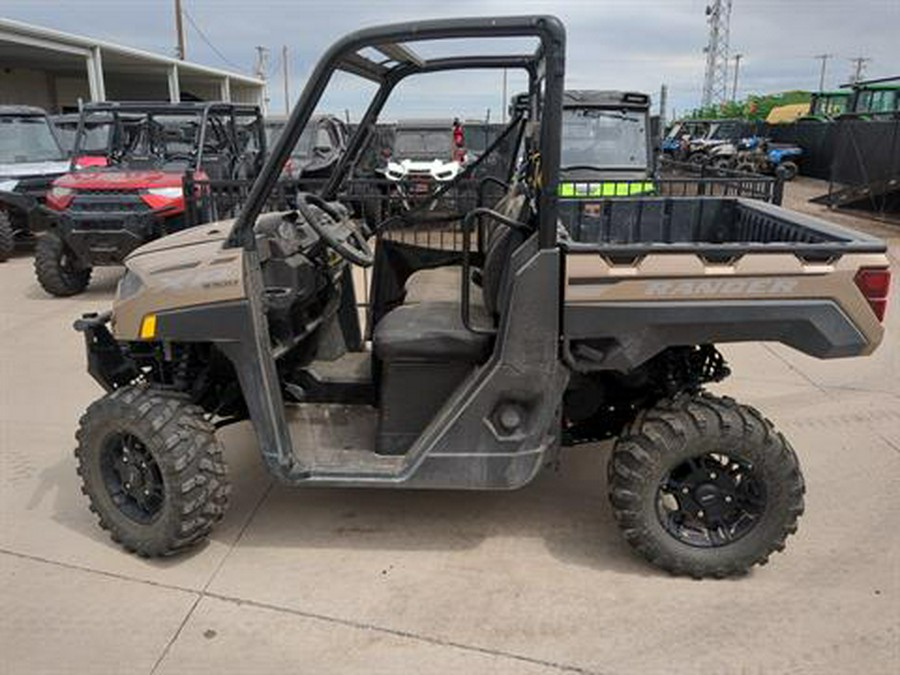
[1,193,898,674]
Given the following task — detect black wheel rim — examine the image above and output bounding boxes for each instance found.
[99,432,165,524]
[656,453,767,548]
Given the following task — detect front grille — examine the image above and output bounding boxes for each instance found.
[69,191,151,213]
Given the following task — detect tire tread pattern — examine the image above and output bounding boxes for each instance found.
[75,386,230,557]
[608,392,805,578]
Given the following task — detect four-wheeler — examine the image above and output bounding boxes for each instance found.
[37,102,265,296]
[379,119,464,211]
[71,16,891,579]
[0,106,71,260]
[734,136,803,180]
[557,90,655,198]
[683,119,746,166]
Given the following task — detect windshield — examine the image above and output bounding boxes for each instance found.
[0,116,65,164]
[56,119,112,154]
[560,108,647,170]
[393,129,451,160]
[811,95,848,117]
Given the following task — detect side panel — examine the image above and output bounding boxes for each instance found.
[564,250,889,371]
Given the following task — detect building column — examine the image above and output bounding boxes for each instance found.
[168,64,181,102]
[85,45,106,101]
[220,76,231,102]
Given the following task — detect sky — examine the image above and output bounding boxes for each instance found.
[3,0,898,120]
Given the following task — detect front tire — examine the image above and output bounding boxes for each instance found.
[608,393,805,578]
[0,211,14,262]
[34,231,92,296]
[779,161,799,181]
[75,386,230,557]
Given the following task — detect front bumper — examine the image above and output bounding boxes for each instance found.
[55,209,173,266]
[73,311,137,391]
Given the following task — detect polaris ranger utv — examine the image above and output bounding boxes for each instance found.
[72,16,891,578]
[0,106,71,261]
[557,90,655,198]
[38,102,265,296]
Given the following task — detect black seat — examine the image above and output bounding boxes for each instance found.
[373,302,492,362]
[373,190,529,364]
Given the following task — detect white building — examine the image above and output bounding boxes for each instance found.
[0,18,265,112]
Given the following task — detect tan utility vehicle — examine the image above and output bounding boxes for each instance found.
[72,16,890,578]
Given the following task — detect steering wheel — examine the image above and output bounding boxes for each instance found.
[295,192,374,267]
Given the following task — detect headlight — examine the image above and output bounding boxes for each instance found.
[49,186,73,199]
[144,187,183,199]
[0,179,18,192]
[46,186,74,210]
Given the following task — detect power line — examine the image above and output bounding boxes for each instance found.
[181,5,244,72]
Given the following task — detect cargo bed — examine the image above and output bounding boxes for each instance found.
[561,197,887,257]
[561,197,891,372]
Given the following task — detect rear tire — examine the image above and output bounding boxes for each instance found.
[34,231,92,296]
[75,386,230,557]
[0,211,14,262]
[608,393,805,578]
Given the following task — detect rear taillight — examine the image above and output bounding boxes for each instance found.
[854,267,891,322]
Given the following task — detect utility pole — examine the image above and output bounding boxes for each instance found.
[814,53,832,91]
[501,68,508,124]
[849,56,870,84]
[254,46,270,114]
[281,45,290,115]
[701,0,733,108]
[731,53,742,102]
[174,0,185,60]
[659,84,668,131]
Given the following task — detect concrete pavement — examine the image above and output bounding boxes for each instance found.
[0,208,898,674]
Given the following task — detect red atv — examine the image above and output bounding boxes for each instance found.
[37,102,264,296]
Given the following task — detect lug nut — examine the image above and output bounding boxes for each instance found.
[682,487,689,494]
[725,496,733,503]
[697,510,705,518]
[709,472,717,479]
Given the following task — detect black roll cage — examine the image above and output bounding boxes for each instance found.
[71,101,265,173]
[228,15,566,251]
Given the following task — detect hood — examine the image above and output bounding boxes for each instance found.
[0,160,71,182]
[126,219,234,260]
[54,168,186,190]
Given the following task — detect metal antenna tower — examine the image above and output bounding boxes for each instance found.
[701,0,733,108]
